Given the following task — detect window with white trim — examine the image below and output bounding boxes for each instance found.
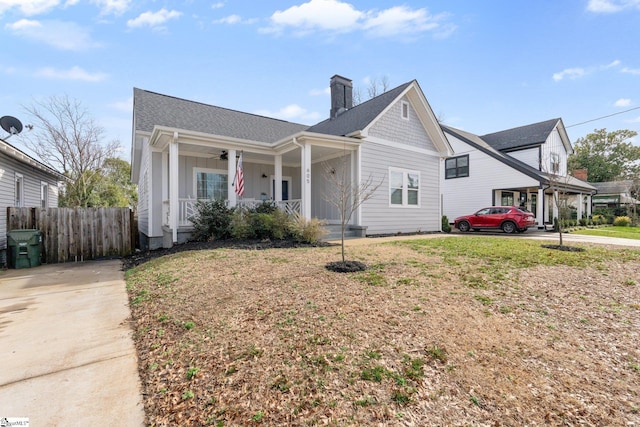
[41,181,49,208]
[389,168,420,207]
[401,101,409,120]
[194,168,228,200]
[15,173,24,207]
[550,152,560,174]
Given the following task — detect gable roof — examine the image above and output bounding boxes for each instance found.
[442,125,596,193]
[591,180,634,195]
[306,82,412,136]
[133,88,308,144]
[1,137,66,180]
[481,118,561,151]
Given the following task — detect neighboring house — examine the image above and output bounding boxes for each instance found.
[131,75,453,249]
[441,118,596,228]
[591,180,640,211]
[1,137,64,266]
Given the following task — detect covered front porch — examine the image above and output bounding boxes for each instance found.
[149,128,362,246]
[493,185,594,229]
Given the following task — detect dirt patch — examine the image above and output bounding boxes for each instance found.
[124,239,640,426]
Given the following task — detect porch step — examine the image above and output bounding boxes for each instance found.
[323,224,359,240]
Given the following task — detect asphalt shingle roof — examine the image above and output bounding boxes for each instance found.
[306,82,413,136]
[591,180,633,195]
[133,88,309,144]
[481,118,561,151]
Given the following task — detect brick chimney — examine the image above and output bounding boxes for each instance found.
[572,169,588,181]
[330,75,353,119]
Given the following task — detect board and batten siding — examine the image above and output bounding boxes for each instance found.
[441,132,539,221]
[1,152,60,266]
[360,141,441,234]
[540,127,568,175]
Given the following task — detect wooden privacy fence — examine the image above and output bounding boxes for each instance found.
[7,207,134,264]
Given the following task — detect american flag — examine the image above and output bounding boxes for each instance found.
[234,152,245,196]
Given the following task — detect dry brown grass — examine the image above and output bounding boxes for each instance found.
[125,237,640,426]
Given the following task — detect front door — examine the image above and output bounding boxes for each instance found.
[271,178,291,201]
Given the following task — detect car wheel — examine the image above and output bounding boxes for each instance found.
[457,221,470,232]
[501,221,516,234]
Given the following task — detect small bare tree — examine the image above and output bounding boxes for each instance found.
[19,95,121,207]
[322,155,383,265]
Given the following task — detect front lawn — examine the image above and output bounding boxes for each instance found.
[125,237,640,426]
[572,225,640,240]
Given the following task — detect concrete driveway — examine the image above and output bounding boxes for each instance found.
[0,260,144,426]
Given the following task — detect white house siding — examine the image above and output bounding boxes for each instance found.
[360,141,440,234]
[441,133,539,221]
[311,154,351,223]
[149,151,164,242]
[540,127,568,175]
[0,152,60,266]
[136,139,150,239]
[368,95,437,151]
[506,147,539,170]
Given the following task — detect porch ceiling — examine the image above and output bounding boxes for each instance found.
[178,141,345,166]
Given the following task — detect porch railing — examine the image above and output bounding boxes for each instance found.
[162,198,302,227]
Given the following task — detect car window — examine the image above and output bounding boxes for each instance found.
[476,208,491,215]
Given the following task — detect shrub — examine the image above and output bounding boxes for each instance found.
[579,218,587,226]
[592,214,605,225]
[289,214,327,244]
[441,216,451,233]
[189,199,235,241]
[613,216,631,227]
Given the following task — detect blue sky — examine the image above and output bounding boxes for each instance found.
[1,0,639,161]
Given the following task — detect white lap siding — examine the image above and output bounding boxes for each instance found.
[360,141,441,234]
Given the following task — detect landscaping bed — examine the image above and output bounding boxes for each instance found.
[125,237,640,426]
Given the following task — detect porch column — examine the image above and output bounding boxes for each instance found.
[587,194,593,217]
[170,132,179,243]
[537,188,545,228]
[552,190,559,221]
[301,142,312,219]
[274,155,282,202]
[352,148,359,225]
[576,193,584,220]
[227,149,237,207]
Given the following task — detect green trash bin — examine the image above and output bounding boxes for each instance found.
[7,229,42,269]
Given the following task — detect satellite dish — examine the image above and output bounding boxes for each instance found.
[1,116,23,139]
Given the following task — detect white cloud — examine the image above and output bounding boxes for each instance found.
[110,96,133,113]
[211,2,225,9]
[622,67,640,75]
[614,98,632,107]
[213,14,257,25]
[552,68,585,81]
[309,87,330,96]
[92,0,131,15]
[254,104,320,122]
[35,66,107,81]
[586,0,640,13]
[261,0,454,39]
[0,0,60,16]
[5,19,100,50]
[127,8,182,29]
[604,59,621,68]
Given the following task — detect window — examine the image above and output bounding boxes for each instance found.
[41,182,49,208]
[445,155,469,179]
[401,101,409,120]
[194,168,228,200]
[389,168,420,207]
[15,173,24,207]
[550,152,560,174]
[501,191,514,206]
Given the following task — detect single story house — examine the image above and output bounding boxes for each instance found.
[1,136,64,266]
[131,75,453,249]
[591,180,640,211]
[441,118,597,228]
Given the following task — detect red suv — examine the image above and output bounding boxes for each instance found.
[454,206,536,234]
